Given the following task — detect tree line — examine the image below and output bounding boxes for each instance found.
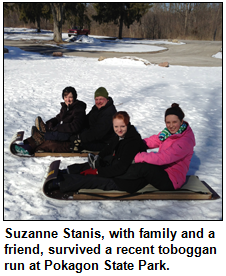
[4,3,222,42]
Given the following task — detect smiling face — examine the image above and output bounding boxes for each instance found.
[95,96,108,109]
[113,118,128,138]
[64,92,74,106]
[165,114,183,134]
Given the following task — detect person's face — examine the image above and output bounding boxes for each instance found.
[95,96,108,109]
[165,115,183,134]
[64,92,74,106]
[113,118,128,138]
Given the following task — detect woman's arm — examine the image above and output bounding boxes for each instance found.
[135,137,193,166]
[144,134,161,149]
[98,139,142,178]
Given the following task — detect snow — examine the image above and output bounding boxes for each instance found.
[4,28,222,221]
[212,51,222,59]
[4,27,180,53]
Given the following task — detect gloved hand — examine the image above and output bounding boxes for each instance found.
[46,122,53,131]
[80,168,98,175]
[51,126,58,132]
[70,134,81,152]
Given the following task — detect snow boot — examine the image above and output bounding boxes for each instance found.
[35,116,46,133]
[31,126,45,146]
[11,144,33,156]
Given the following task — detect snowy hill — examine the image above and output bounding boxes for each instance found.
[4,28,222,220]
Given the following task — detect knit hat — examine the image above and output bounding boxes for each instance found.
[165,103,185,121]
[94,87,109,99]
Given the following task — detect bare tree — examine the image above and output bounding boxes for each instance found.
[212,3,221,41]
[184,3,192,36]
[50,3,65,43]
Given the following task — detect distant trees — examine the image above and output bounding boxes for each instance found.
[140,3,222,40]
[15,3,51,32]
[3,2,222,41]
[92,3,150,39]
[65,3,90,30]
[50,3,90,42]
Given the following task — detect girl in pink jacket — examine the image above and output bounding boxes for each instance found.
[133,103,196,190]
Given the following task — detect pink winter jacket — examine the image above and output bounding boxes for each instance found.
[134,122,196,189]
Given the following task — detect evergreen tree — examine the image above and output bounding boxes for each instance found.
[92,3,150,39]
[65,3,90,29]
[16,3,51,32]
[3,3,14,16]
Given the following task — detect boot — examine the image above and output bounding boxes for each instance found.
[35,116,46,133]
[31,126,45,146]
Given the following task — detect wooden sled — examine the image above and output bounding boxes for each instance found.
[75,176,220,200]
[43,160,220,201]
[10,131,98,157]
[35,152,99,157]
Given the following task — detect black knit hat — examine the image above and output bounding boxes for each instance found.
[165,103,185,121]
[62,86,77,100]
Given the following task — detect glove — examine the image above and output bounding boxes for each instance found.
[46,122,52,131]
[70,134,81,152]
[70,134,80,142]
[80,168,98,175]
[51,126,58,132]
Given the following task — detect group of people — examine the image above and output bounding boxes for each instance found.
[12,86,196,194]
[12,86,116,155]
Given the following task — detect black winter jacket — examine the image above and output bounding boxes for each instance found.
[80,97,117,144]
[97,124,147,178]
[46,100,86,134]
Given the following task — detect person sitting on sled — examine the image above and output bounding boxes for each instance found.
[45,103,195,194]
[44,111,147,194]
[111,103,196,192]
[69,86,117,152]
[11,86,86,155]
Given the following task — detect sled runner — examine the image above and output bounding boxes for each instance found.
[9,131,98,157]
[43,160,220,201]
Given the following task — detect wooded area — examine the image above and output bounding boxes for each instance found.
[4,3,222,41]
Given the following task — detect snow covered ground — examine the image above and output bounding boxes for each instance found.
[4,28,222,220]
[4,27,184,53]
[212,48,222,59]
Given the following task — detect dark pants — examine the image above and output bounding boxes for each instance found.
[65,162,174,194]
[60,174,118,192]
[60,162,118,192]
[115,163,175,191]
[24,133,71,153]
[68,162,90,174]
[44,131,71,141]
[80,141,108,152]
